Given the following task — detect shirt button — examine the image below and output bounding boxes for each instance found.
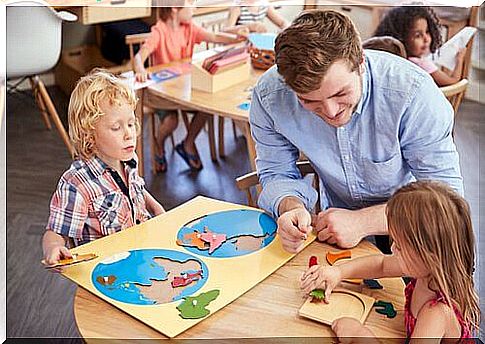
[107,202,112,207]
[343,155,349,161]
[136,219,141,225]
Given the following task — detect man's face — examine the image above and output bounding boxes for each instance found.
[296,59,364,128]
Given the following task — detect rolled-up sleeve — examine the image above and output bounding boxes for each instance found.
[249,85,318,218]
[400,74,464,195]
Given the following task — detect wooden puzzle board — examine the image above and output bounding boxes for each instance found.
[299,288,375,325]
[62,196,316,338]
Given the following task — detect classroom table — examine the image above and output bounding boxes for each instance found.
[73,196,407,341]
[135,51,263,176]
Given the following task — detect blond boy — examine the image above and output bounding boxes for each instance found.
[42,69,164,265]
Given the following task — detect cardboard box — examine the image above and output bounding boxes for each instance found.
[191,60,250,93]
[55,45,130,95]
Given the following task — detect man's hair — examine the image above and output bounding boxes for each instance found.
[362,36,407,58]
[275,9,363,94]
[374,6,442,54]
[68,68,138,160]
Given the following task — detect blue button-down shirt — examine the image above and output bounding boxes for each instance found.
[250,50,463,218]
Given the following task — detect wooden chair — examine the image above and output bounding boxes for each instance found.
[236,160,321,213]
[440,78,469,116]
[201,17,239,158]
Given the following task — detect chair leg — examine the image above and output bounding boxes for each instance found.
[232,119,237,139]
[36,77,75,158]
[29,77,51,130]
[218,116,225,158]
[207,114,217,162]
[179,110,190,131]
[151,113,158,174]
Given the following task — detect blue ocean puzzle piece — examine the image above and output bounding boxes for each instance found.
[248,33,277,50]
[91,249,209,305]
[238,102,250,111]
[177,209,277,258]
[150,69,180,83]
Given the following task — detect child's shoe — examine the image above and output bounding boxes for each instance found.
[154,154,167,173]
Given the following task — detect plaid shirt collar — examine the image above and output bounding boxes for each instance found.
[83,156,138,178]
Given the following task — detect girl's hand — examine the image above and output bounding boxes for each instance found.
[236,26,250,38]
[332,317,374,343]
[135,68,149,83]
[300,264,342,301]
[456,48,466,64]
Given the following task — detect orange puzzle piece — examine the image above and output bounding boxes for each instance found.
[176,231,206,250]
[326,250,352,265]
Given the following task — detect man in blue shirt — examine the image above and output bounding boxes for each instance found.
[249,10,463,253]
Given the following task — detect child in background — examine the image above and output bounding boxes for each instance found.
[134,0,246,172]
[362,36,407,58]
[42,69,165,265]
[226,0,288,34]
[301,181,479,342]
[375,6,466,86]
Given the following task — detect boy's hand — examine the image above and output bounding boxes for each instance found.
[300,265,341,301]
[135,69,149,83]
[332,317,374,343]
[248,22,267,33]
[43,245,72,267]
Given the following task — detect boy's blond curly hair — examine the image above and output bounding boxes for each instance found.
[68,68,138,160]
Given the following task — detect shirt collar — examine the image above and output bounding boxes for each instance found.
[354,56,370,116]
[83,155,138,177]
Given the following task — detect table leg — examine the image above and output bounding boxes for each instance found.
[136,89,145,177]
[242,122,256,172]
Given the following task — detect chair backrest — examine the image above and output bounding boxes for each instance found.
[125,32,152,70]
[236,161,321,212]
[6,0,76,79]
[201,17,226,50]
[440,78,469,115]
[438,6,478,80]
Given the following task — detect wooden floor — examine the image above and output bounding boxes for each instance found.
[4,86,484,339]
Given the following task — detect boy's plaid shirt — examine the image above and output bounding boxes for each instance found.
[46,155,151,246]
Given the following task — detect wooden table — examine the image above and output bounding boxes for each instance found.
[135,54,263,176]
[74,227,406,340]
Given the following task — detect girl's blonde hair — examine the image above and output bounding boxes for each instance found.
[68,68,138,160]
[387,180,480,332]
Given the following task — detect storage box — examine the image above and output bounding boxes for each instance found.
[71,0,151,25]
[191,60,250,93]
[55,45,130,95]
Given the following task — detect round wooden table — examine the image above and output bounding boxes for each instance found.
[74,240,406,341]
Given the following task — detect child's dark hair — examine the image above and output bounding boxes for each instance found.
[374,6,442,54]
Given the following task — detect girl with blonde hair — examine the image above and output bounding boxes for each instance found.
[301,180,479,342]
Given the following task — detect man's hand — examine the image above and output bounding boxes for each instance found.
[277,205,312,253]
[314,208,366,248]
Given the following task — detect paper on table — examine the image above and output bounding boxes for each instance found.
[429,26,477,71]
[120,71,156,90]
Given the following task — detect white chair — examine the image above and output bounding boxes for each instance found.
[6,0,77,157]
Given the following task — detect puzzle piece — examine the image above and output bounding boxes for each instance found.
[326,250,351,265]
[177,289,220,319]
[199,226,227,254]
[373,300,397,318]
[171,270,203,288]
[309,289,326,303]
[42,253,98,269]
[176,231,206,250]
[364,279,383,289]
[307,256,325,302]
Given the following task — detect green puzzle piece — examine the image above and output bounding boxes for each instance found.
[309,289,326,302]
[374,300,397,318]
[177,289,220,319]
